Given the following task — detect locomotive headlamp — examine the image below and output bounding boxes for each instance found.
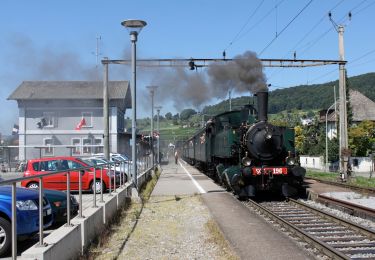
[286,157,296,166]
[242,156,252,166]
[264,128,273,140]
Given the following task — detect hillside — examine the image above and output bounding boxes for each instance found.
[203,72,375,115]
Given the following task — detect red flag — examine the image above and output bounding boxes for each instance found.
[75,118,86,130]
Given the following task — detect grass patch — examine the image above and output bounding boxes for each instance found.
[82,168,161,259]
[306,170,375,188]
[205,219,239,260]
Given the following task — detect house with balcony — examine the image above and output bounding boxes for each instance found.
[8,81,132,160]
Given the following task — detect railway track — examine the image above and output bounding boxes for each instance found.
[306,177,375,195]
[244,199,375,259]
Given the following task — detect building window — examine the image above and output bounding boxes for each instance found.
[82,112,93,128]
[72,138,81,155]
[353,158,359,167]
[83,138,92,154]
[94,138,103,154]
[43,112,56,128]
[43,138,54,156]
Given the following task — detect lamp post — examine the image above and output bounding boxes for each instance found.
[155,106,162,164]
[325,101,337,172]
[146,86,158,169]
[121,19,147,188]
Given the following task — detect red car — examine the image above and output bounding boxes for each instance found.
[21,156,118,193]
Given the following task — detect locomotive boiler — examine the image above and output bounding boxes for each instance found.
[182,91,305,198]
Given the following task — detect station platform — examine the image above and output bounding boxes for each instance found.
[150,160,313,260]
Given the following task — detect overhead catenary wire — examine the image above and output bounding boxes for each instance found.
[299,0,370,57]
[224,0,265,52]
[267,0,345,81]
[224,0,285,54]
[310,47,375,83]
[259,0,314,56]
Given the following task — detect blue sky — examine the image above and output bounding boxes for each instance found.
[1,0,375,134]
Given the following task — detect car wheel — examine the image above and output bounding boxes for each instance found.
[91,180,105,194]
[27,182,39,189]
[0,218,11,256]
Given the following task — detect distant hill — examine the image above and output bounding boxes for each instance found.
[202,72,375,115]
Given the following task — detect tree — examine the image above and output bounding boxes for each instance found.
[180,109,197,121]
[349,120,375,156]
[165,112,172,120]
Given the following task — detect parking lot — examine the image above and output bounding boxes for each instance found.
[0,170,124,259]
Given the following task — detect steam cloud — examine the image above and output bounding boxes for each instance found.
[149,50,267,110]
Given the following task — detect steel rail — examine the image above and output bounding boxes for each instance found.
[246,199,350,259]
[316,194,375,221]
[289,198,375,240]
[305,177,375,194]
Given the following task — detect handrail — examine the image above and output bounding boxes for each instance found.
[0,155,154,260]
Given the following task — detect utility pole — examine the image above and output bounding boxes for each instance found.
[330,12,350,180]
[103,57,110,160]
[228,89,232,111]
[155,106,162,164]
[147,86,158,169]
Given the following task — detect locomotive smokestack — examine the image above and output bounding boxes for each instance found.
[256,91,268,122]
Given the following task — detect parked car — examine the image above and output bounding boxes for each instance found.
[21,156,119,193]
[0,185,53,256]
[83,157,128,183]
[44,189,79,225]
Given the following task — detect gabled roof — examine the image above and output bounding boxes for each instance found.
[319,89,375,123]
[350,89,375,121]
[8,81,129,101]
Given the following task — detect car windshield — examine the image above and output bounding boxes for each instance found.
[75,158,92,167]
[82,159,95,166]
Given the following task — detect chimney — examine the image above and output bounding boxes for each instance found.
[256,91,268,122]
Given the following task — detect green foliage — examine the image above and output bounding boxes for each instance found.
[306,170,375,188]
[180,108,197,120]
[349,120,375,156]
[202,72,375,115]
[165,112,172,120]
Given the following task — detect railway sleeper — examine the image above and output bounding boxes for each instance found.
[310,231,357,236]
[294,223,338,228]
[302,227,348,232]
[339,247,375,255]
[329,242,375,248]
[319,235,365,242]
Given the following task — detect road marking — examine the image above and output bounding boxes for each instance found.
[179,161,206,194]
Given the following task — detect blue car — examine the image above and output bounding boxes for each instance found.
[0,186,53,256]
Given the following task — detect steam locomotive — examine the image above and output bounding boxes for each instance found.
[182,91,305,198]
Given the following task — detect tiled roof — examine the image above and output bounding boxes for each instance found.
[350,89,375,121]
[8,81,129,100]
[320,89,375,122]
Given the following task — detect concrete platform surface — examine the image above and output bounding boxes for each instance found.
[155,160,313,260]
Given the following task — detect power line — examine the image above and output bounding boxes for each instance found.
[309,47,375,83]
[285,0,344,58]
[259,0,314,56]
[299,0,372,57]
[224,0,265,52]
[267,0,345,81]
[227,0,285,51]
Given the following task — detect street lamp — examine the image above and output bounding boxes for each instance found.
[155,106,162,164]
[147,86,158,169]
[121,19,147,188]
[325,101,338,172]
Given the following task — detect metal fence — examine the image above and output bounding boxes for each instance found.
[0,156,154,260]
